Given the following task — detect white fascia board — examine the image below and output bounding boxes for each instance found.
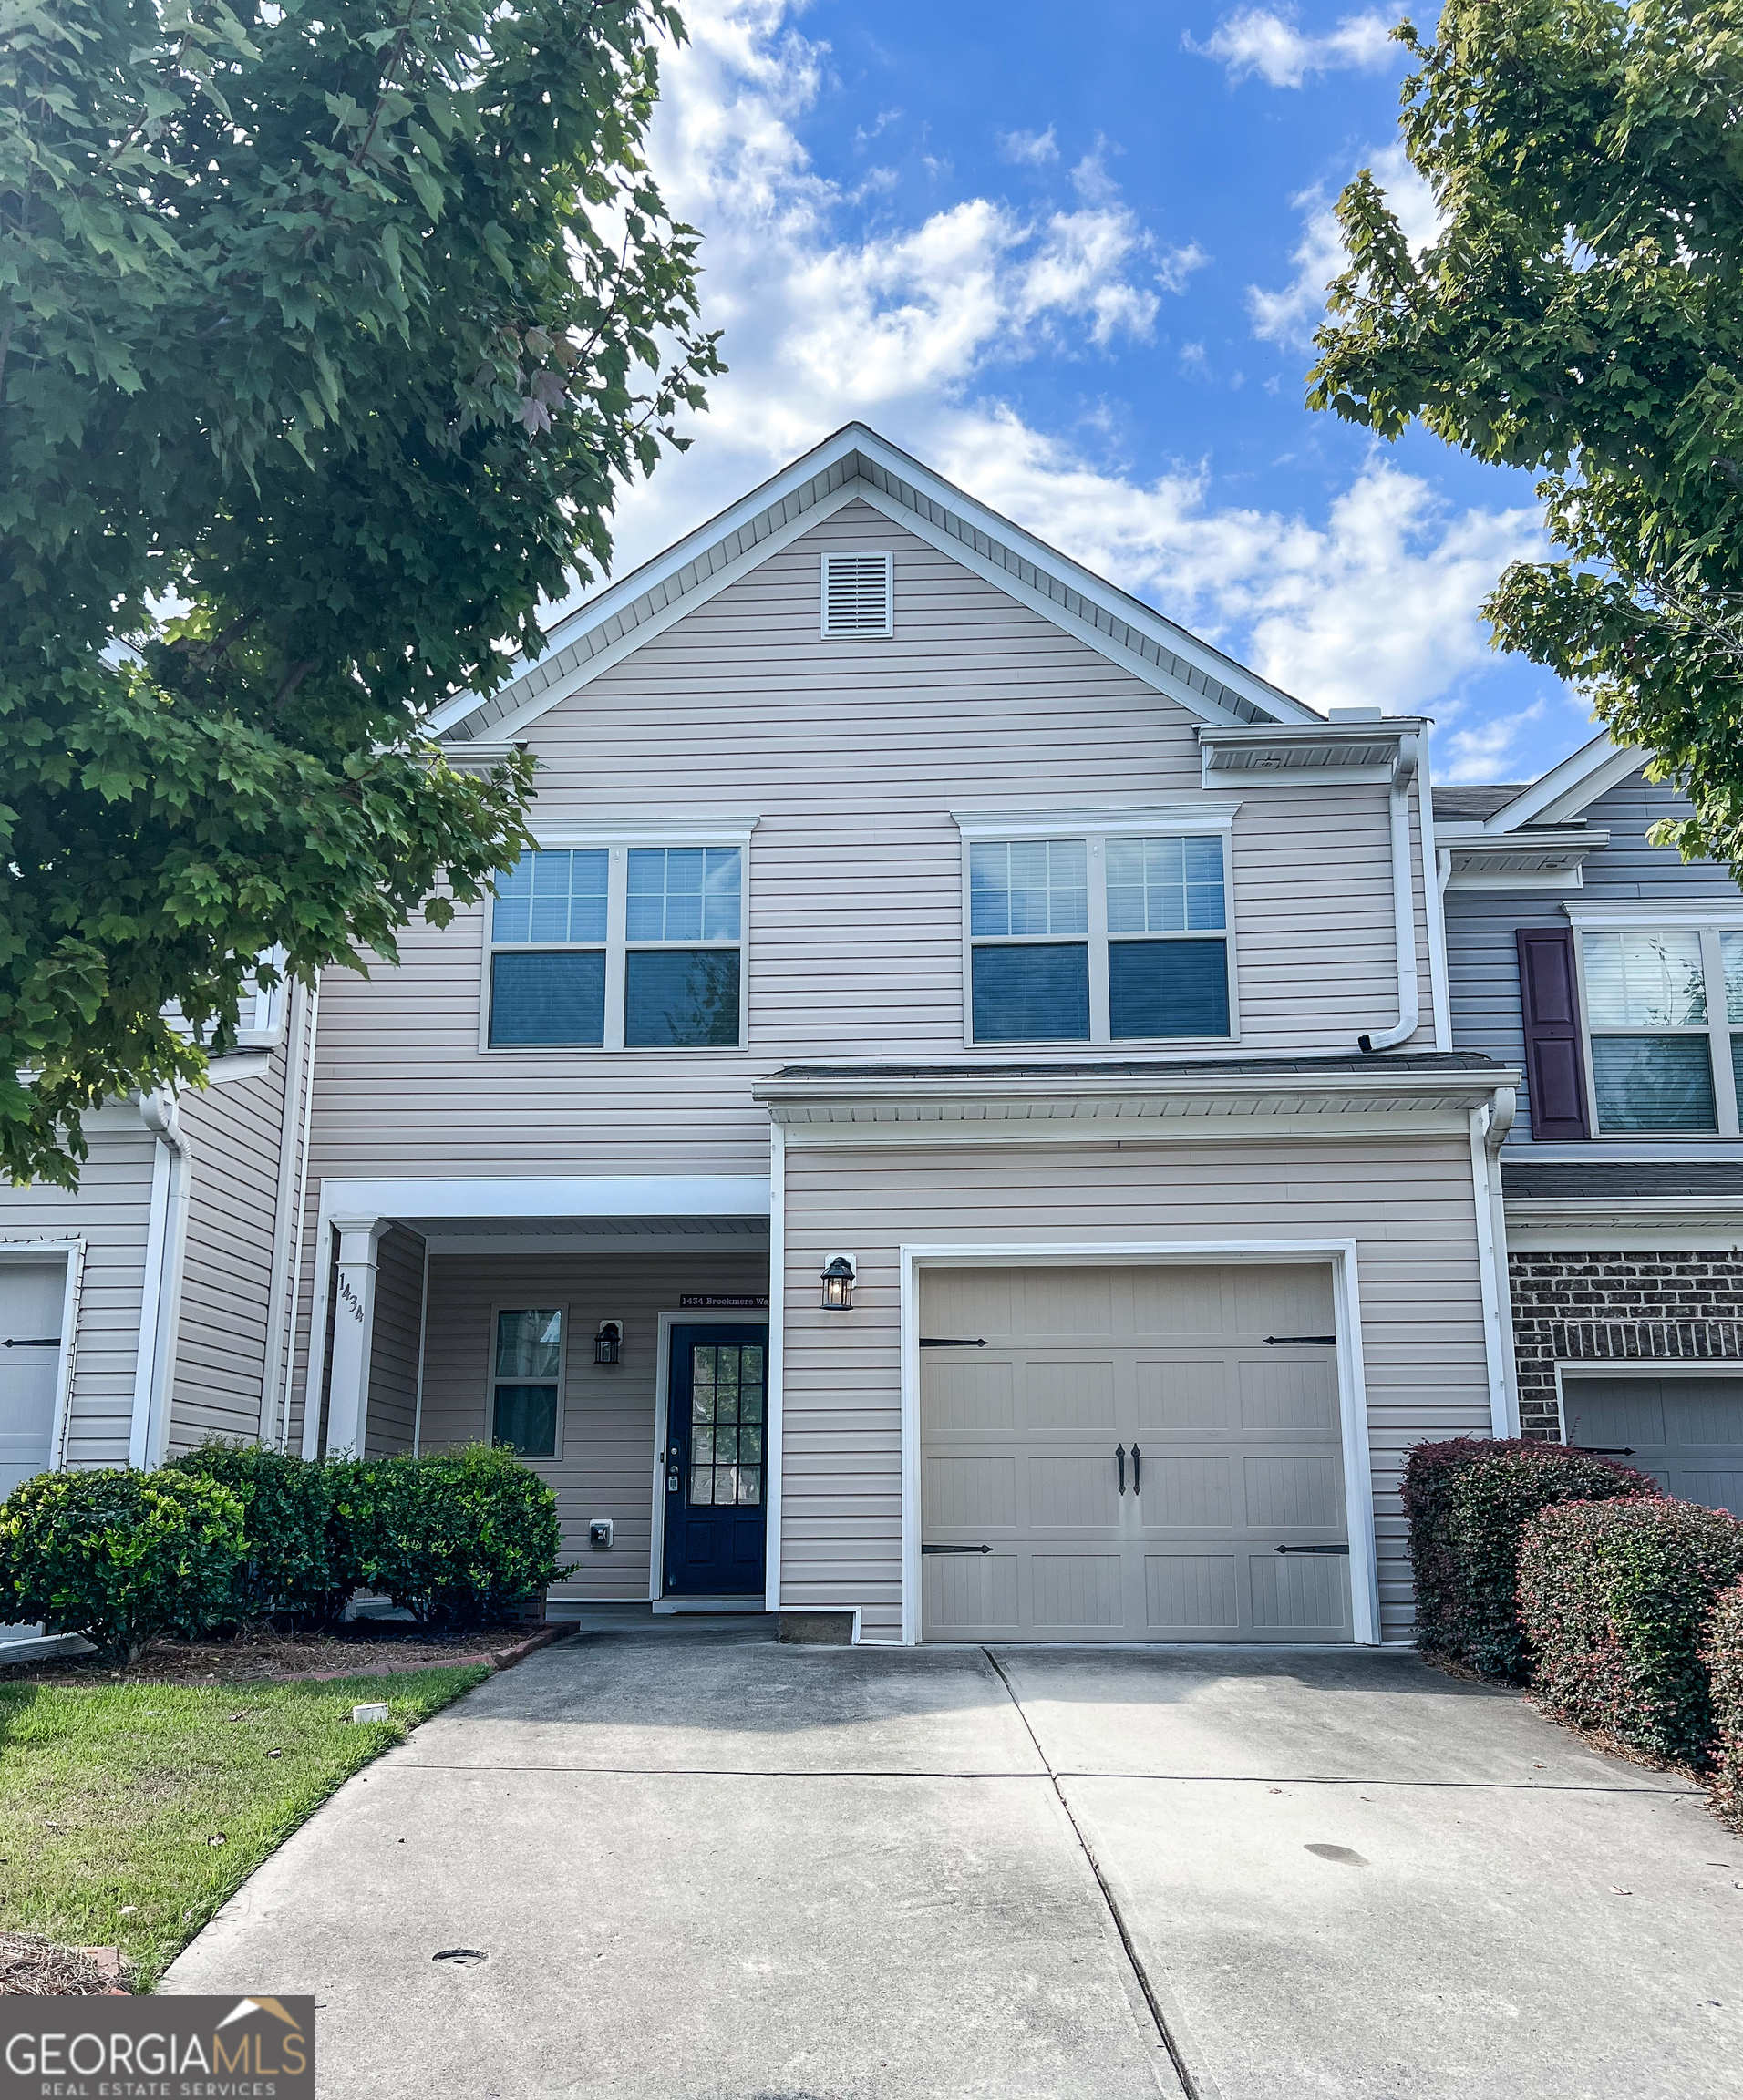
[1505,1196,1743,1248]
[433,420,1317,744]
[1564,900,1743,928]
[1484,733,1644,830]
[316,1175,771,1223]
[950,798,1240,839]
[530,813,761,849]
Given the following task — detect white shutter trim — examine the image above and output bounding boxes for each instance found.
[820,551,893,639]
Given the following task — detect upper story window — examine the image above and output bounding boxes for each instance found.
[962,819,1234,1045]
[488,841,745,1052]
[821,551,892,638]
[1578,925,1743,1134]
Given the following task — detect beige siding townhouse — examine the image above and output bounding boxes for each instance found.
[270,425,1519,1648]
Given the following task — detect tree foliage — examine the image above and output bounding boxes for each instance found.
[0,0,718,1183]
[1308,1,1743,875]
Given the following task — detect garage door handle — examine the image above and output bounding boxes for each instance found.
[1115,1444,1126,1494]
[922,1543,993,1555]
[1274,1543,1350,1555]
[1130,1444,1141,1494]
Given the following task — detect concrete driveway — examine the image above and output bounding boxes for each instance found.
[164,1633,1739,2099]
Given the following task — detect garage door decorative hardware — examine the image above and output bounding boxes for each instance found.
[922,1543,993,1554]
[2,1336,58,1348]
[1583,1446,1637,1456]
[1115,1442,1126,1493]
[1263,1333,1337,1345]
[919,1336,988,1347]
[1274,1543,1350,1554]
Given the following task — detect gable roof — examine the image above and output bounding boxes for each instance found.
[430,422,1325,745]
[1433,731,1645,834]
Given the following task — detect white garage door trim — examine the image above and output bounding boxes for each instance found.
[898,1239,1380,1647]
[0,1240,84,1479]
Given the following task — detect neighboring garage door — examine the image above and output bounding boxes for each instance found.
[919,1263,1353,1643]
[1563,1375,1743,1516]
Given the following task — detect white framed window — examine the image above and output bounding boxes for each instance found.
[490,1306,564,1459]
[954,807,1240,1046]
[821,551,892,638]
[1570,914,1743,1135]
[485,831,748,1053]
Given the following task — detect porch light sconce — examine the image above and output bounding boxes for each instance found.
[820,1254,857,1312]
[594,1320,624,1366]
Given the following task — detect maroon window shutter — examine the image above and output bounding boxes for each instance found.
[1516,928,1590,1139]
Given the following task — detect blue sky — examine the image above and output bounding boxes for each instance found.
[598,2,1595,783]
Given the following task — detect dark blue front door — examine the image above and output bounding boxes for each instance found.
[663,1325,768,1596]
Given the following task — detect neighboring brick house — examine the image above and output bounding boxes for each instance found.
[1440,740,1743,1510]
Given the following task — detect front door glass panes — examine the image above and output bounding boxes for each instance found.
[1583,931,1717,1132]
[492,1309,562,1457]
[688,1343,766,1506]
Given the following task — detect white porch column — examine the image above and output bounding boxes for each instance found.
[324,1218,387,1457]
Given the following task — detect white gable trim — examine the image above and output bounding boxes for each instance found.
[431,424,1321,744]
[1477,732,1645,831]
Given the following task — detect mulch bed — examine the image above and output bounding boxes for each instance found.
[0,1621,565,1687]
[0,1935,126,1998]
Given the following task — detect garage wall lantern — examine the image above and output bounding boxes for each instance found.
[820,1255,857,1311]
[594,1320,624,1365]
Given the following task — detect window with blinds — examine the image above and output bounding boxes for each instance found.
[821,551,893,637]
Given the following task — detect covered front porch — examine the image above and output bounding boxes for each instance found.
[299,1177,772,1611]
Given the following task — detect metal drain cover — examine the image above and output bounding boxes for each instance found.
[432,1948,488,1966]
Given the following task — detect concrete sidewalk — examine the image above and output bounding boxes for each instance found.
[163,1636,1739,2098]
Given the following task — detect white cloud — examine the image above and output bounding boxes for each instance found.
[998,124,1057,165]
[1249,144,1440,348]
[579,2,1548,730]
[1439,703,1551,784]
[1190,9,1396,88]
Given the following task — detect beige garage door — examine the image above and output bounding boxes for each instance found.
[920,1263,1354,1643]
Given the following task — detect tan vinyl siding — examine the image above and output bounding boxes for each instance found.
[168,1053,292,1452]
[0,1109,158,1468]
[365,1227,425,1457]
[303,501,1434,1207]
[777,1134,1490,1643]
[418,1250,768,1592]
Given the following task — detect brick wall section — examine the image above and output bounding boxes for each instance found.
[1510,1250,1743,1438]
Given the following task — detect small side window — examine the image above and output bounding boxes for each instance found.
[492,1308,562,1458]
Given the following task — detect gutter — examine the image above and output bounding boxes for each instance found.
[1358,731,1422,1054]
[130,1088,191,1467]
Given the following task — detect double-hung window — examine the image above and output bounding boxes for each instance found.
[492,1308,563,1458]
[960,813,1236,1045]
[488,838,747,1051]
[1576,921,1743,1135]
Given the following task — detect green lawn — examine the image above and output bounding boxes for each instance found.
[0,1666,488,1990]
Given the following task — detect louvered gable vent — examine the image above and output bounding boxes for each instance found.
[821,551,892,638]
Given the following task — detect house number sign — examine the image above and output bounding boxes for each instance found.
[679,1294,768,1309]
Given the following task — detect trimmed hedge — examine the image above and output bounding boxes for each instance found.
[1703,1580,1743,1826]
[1401,1437,1655,1682]
[1519,1497,1743,1767]
[0,1468,245,1662]
[166,1442,364,1627]
[359,1444,572,1631]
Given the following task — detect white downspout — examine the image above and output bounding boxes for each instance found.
[132,1089,191,1467]
[1359,731,1423,1054]
[271,976,320,1448]
[1469,1085,1520,1438]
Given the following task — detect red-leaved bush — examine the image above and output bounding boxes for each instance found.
[1401,1437,1655,1682]
[1701,1579,1743,1825]
[1519,1498,1743,1767]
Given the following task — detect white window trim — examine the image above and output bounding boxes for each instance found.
[480,827,756,1055]
[1568,918,1743,1138]
[820,550,893,639]
[487,1300,568,1463]
[953,808,1243,1049]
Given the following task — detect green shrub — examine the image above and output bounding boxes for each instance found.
[0,1468,245,1662]
[166,1443,361,1626]
[357,1445,572,1632]
[1703,1580,1743,1827]
[1401,1437,1655,1682]
[1519,1498,1743,1767]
